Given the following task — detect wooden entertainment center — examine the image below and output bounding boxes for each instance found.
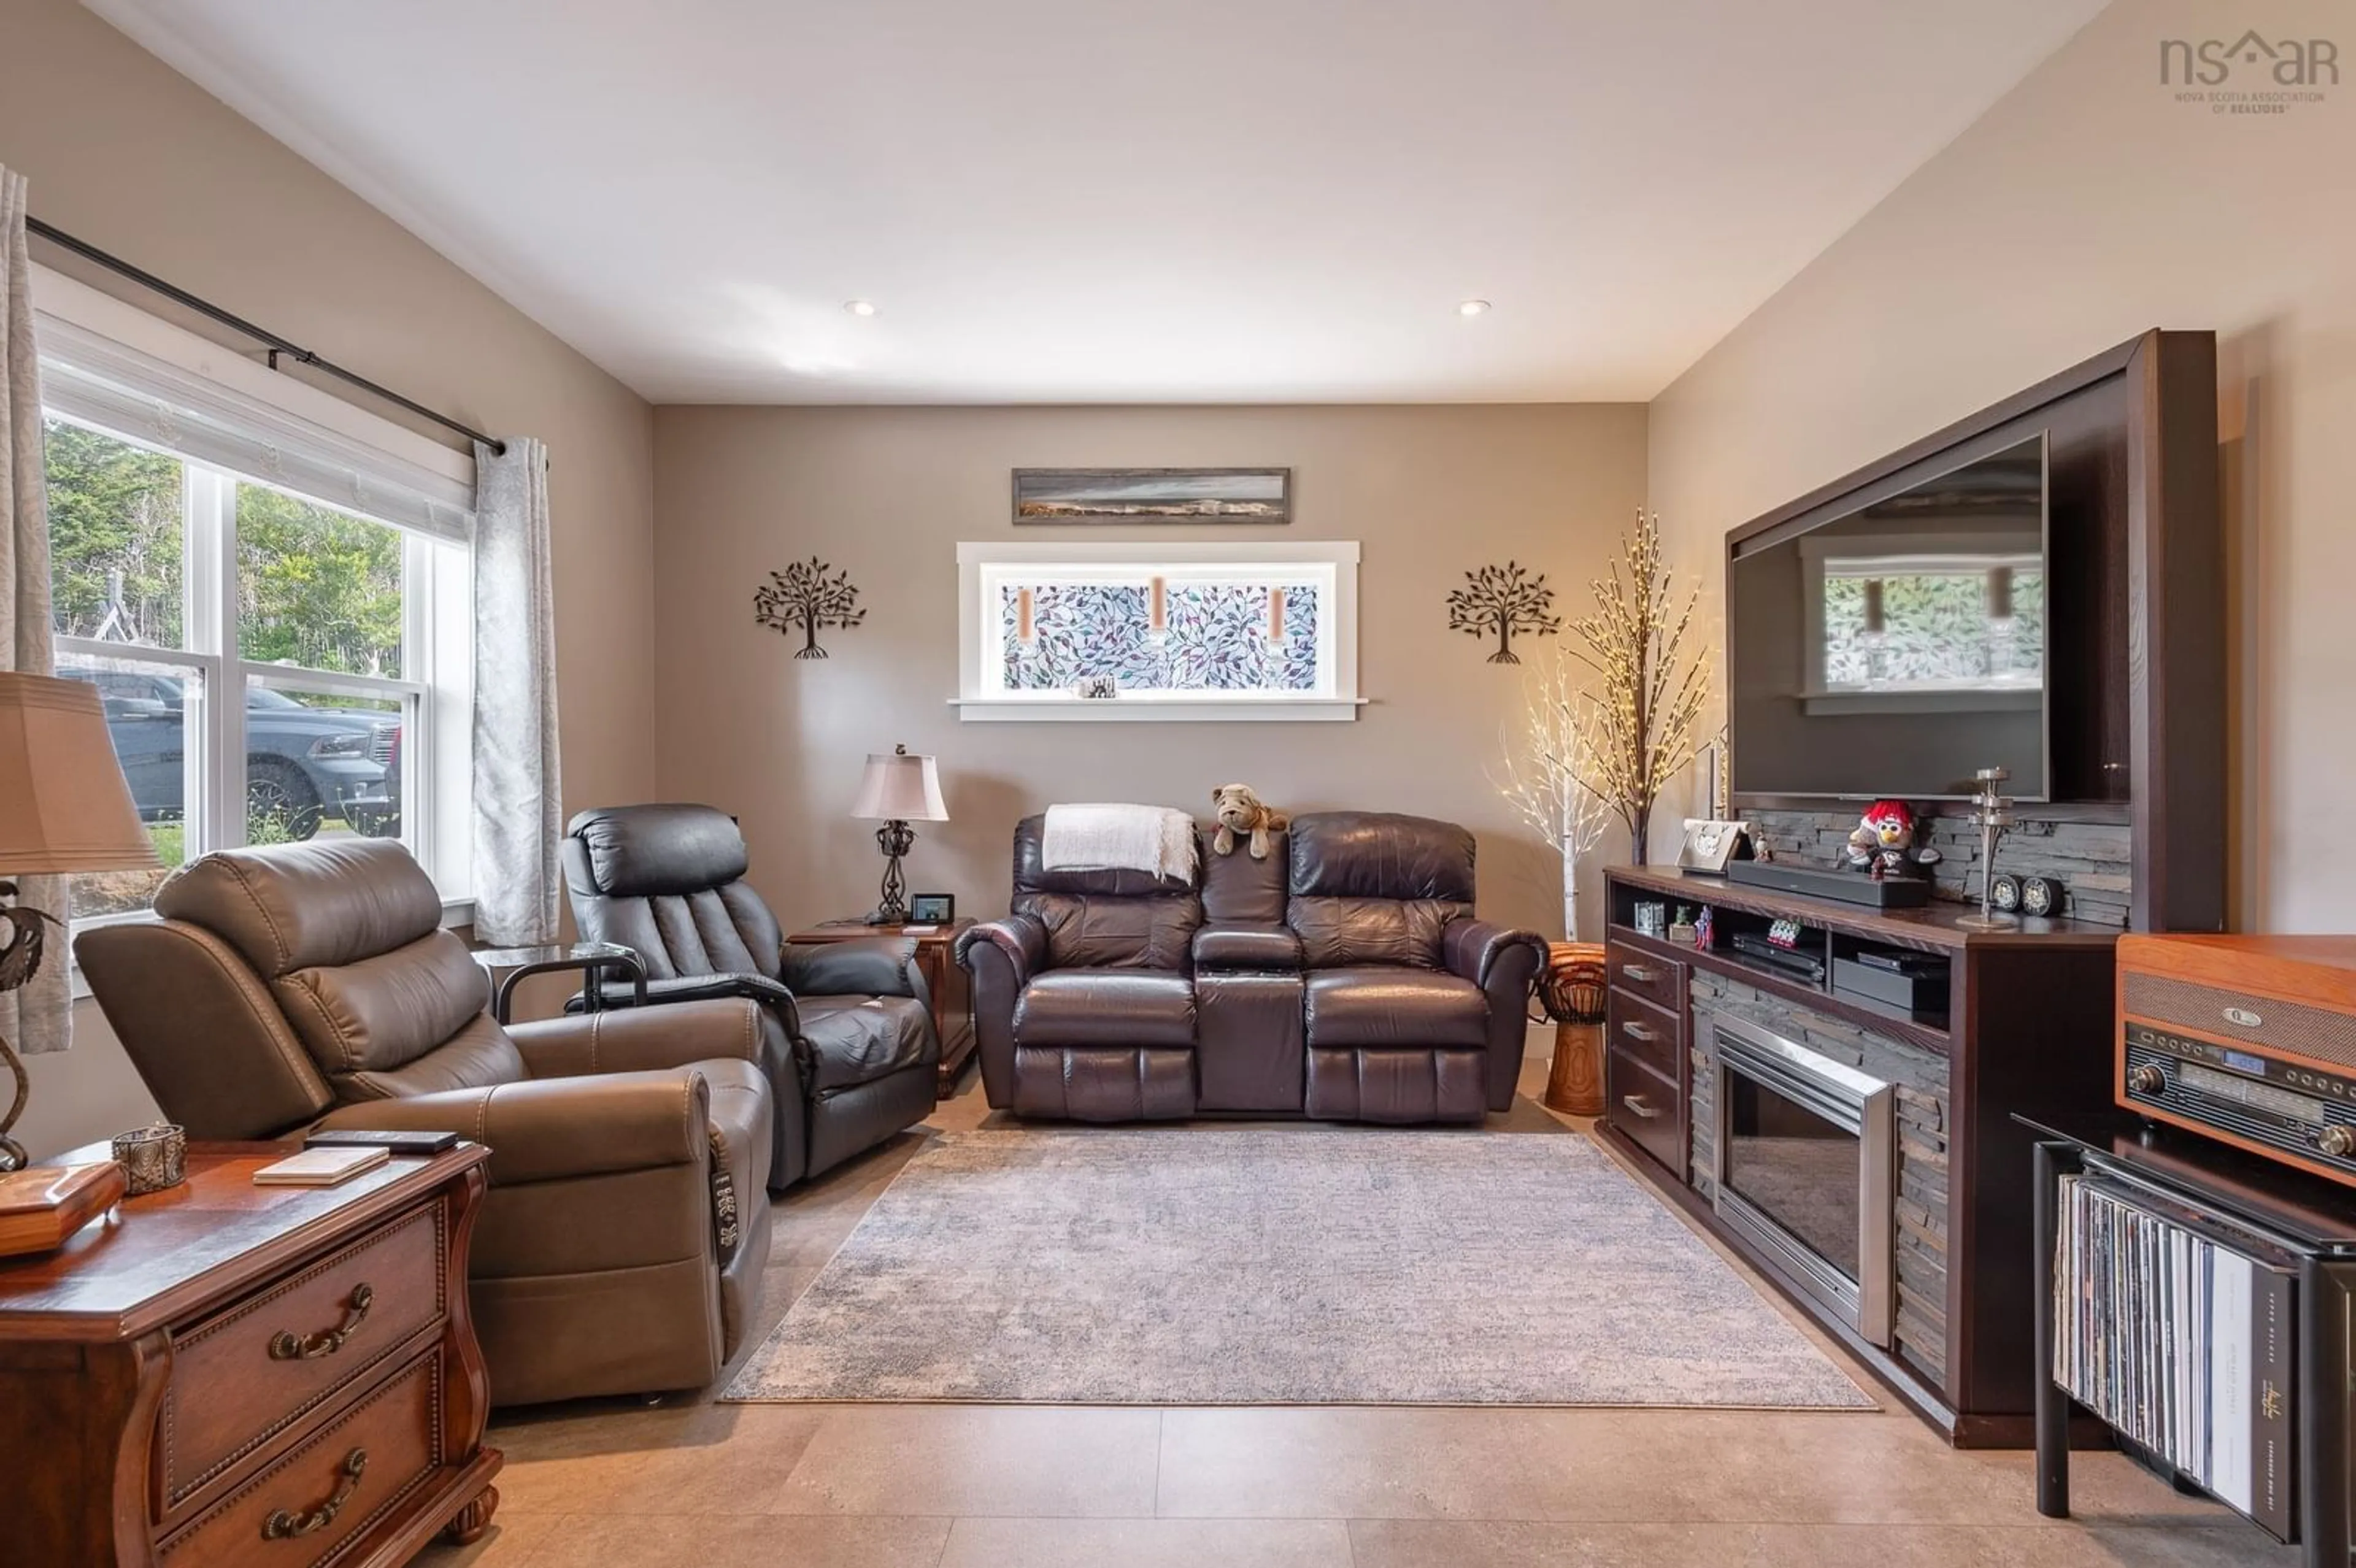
[1601,864,2117,1445]
[1601,329,2226,1448]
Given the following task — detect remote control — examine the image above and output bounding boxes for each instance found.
[304,1129,461,1155]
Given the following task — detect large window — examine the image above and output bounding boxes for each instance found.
[37,271,475,925]
[955,542,1360,721]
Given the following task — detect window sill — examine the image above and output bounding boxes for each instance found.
[951,695,1365,723]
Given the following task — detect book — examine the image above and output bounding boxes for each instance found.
[253,1146,391,1187]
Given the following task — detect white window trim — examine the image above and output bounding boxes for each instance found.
[33,264,478,936]
[952,540,1363,723]
[31,265,473,493]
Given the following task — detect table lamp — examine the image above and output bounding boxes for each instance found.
[0,672,161,1171]
[849,744,947,926]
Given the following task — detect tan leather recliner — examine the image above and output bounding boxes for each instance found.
[75,837,777,1408]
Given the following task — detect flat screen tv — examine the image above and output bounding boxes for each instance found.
[1728,432,2050,802]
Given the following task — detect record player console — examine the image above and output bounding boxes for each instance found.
[2117,933,2356,1187]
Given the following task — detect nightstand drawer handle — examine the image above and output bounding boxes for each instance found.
[269,1283,374,1361]
[261,1448,367,1540]
[1621,1094,1663,1120]
[1622,1021,1660,1043]
[1622,963,1658,983]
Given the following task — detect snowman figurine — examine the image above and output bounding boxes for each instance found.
[1844,799,1942,881]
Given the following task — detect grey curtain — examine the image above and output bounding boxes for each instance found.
[0,167,70,1053]
[471,436,563,946]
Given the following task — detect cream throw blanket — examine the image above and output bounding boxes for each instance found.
[1042,804,1197,882]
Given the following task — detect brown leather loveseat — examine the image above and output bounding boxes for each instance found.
[955,810,1543,1123]
[77,837,775,1407]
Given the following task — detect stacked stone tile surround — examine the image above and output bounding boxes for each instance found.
[1688,968,1953,1389]
[1745,809,2133,929]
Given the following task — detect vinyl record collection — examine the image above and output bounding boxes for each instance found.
[2053,1171,2298,1541]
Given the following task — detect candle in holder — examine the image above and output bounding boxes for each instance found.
[1147,575,1168,639]
[1015,586,1037,644]
[1266,586,1288,646]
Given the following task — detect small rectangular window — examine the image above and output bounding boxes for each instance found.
[999,575,1319,694]
[957,542,1358,721]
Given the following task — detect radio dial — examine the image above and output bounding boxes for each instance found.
[2320,1126,2356,1159]
[2127,1064,2167,1097]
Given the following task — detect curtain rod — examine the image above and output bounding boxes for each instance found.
[27,216,507,457]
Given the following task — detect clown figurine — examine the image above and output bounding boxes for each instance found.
[1845,799,1942,880]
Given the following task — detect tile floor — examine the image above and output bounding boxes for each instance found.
[420,1048,2300,1568]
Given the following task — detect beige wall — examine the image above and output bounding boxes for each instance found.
[652,404,1648,939]
[4,0,659,1157]
[1647,0,2355,932]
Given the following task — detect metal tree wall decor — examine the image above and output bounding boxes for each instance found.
[1566,509,1710,864]
[1448,561,1561,664]
[755,556,866,659]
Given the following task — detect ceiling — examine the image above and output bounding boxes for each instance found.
[83,0,2105,405]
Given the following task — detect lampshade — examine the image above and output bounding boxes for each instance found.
[0,673,161,874]
[850,745,949,823]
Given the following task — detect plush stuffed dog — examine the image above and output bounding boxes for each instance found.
[1211,783,1290,861]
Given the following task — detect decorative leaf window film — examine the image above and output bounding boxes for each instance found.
[1822,561,2043,689]
[998,580,1320,692]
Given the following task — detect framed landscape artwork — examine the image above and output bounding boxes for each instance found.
[1012,467,1292,525]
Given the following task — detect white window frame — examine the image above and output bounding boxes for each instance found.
[953,540,1363,722]
[34,266,477,937]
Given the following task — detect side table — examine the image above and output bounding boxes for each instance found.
[472,940,647,1024]
[2022,1110,2356,1564]
[0,1141,501,1567]
[791,918,976,1096]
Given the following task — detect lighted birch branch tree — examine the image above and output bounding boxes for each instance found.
[1494,642,1615,939]
[1566,510,1710,864]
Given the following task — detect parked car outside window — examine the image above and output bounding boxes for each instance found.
[62,665,401,842]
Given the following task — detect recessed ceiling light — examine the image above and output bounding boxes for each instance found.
[1457,299,1492,318]
[844,299,879,317]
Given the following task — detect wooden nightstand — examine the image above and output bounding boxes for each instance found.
[0,1142,501,1567]
[792,918,977,1096]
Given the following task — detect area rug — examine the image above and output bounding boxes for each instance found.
[722,1128,1875,1409]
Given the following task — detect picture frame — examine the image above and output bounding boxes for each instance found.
[1012,467,1292,525]
[909,893,955,924]
[1676,818,1753,875]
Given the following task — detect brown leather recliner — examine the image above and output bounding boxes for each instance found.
[75,837,776,1408]
[956,810,1543,1124]
[560,804,940,1189]
[1287,812,1543,1121]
